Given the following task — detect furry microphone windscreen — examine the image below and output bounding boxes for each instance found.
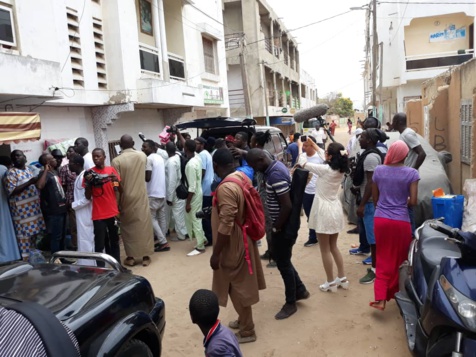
[293,104,329,123]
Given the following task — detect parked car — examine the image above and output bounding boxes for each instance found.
[0,252,165,357]
[175,117,289,165]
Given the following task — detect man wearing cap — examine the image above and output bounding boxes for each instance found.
[195,137,214,245]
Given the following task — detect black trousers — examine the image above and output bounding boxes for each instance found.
[93,217,120,267]
[272,231,306,304]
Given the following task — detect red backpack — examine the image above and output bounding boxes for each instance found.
[213,171,265,274]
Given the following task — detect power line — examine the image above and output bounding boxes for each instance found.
[246,10,353,47]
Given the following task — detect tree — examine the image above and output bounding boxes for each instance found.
[318,92,354,118]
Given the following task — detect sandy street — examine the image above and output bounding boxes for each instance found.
[133,126,412,357]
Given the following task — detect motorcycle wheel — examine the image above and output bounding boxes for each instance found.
[426,331,456,357]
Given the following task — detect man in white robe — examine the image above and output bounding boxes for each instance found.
[69,155,96,266]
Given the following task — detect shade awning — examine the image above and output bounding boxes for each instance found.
[0,112,41,144]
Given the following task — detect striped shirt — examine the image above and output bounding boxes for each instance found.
[264,161,291,222]
[0,307,80,356]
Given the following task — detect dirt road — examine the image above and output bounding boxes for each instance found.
[135,126,411,356]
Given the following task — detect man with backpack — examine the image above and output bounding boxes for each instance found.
[210,149,266,344]
[354,129,386,284]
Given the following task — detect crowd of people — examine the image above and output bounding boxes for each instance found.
[0,111,425,352]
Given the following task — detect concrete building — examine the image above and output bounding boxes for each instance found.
[223,0,317,137]
[362,0,475,122]
[0,0,229,162]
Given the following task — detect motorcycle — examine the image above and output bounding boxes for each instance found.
[395,219,476,357]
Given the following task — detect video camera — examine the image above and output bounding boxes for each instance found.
[196,206,212,220]
[316,116,328,128]
[84,169,119,191]
[166,125,178,134]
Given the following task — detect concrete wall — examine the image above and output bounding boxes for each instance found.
[9,106,94,164]
[406,100,424,135]
[107,109,165,150]
[421,58,476,194]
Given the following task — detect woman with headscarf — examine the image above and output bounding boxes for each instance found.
[369,140,419,310]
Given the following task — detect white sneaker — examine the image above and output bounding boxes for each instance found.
[187,249,205,257]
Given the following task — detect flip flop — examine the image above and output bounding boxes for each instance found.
[369,301,385,311]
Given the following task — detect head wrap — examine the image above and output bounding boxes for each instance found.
[384,140,409,165]
[354,128,363,137]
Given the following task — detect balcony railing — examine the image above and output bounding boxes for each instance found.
[168,52,185,80]
[406,49,475,71]
[264,37,272,54]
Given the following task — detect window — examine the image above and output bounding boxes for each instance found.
[202,37,216,74]
[0,5,16,47]
[67,7,84,88]
[93,18,107,89]
[139,46,160,74]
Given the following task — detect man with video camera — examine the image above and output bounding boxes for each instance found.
[84,148,122,267]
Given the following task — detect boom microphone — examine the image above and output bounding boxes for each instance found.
[293,104,329,123]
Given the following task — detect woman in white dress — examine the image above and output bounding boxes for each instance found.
[300,142,349,292]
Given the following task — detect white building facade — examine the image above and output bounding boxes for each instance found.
[0,0,229,162]
[363,1,475,121]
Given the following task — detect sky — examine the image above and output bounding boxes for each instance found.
[267,0,368,109]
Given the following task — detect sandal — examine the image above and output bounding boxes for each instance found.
[142,256,151,267]
[319,281,337,292]
[234,331,257,344]
[124,257,136,267]
[334,277,350,290]
[228,320,240,330]
[369,301,385,311]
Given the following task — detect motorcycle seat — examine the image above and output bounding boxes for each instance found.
[420,237,461,281]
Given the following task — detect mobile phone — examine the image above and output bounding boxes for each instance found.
[301,135,307,142]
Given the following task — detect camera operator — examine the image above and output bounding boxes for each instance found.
[84,148,122,267]
[311,123,326,150]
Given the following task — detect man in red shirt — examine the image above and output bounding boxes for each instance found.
[84,148,121,267]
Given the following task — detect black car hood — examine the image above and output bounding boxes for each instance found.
[0,261,138,321]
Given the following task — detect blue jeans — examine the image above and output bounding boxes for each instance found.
[357,217,370,252]
[45,214,66,254]
[362,202,376,245]
[302,193,317,242]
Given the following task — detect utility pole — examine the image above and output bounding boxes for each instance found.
[261,60,270,127]
[239,34,252,118]
[371,0,378,113]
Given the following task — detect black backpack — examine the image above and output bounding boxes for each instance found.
[352,148,385,187]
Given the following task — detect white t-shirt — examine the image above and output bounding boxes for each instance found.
[400,127,421,168]
[311,129,326,144]
[146,153,166,198]
[83,152,94,171]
